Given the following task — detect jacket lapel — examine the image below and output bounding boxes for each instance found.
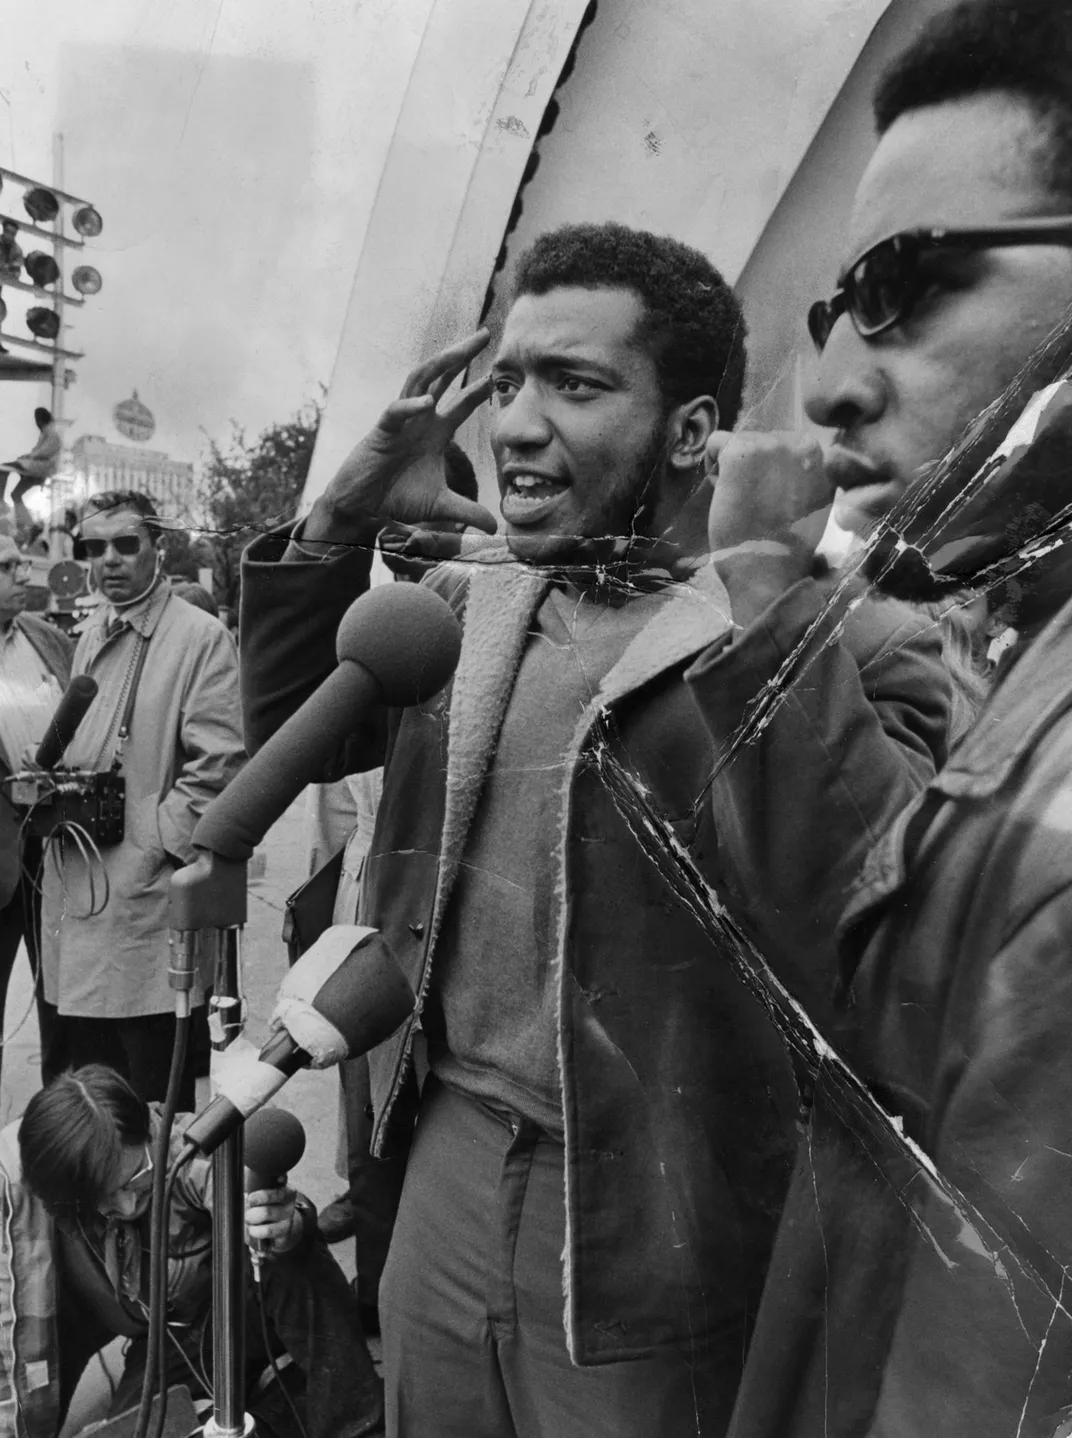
[423,559,548,966]
[595,562,734,712]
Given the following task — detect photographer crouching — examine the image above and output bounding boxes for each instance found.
[36,491,245,1105]
[4,1065,383,1438]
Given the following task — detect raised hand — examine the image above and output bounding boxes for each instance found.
[304,331,498,546]
[705,431,834,628]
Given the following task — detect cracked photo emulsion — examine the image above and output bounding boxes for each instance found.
[5,3,1072,1438]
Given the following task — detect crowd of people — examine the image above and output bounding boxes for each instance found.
[2,1,1072,1434]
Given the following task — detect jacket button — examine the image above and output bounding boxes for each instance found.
[408,922,425,938]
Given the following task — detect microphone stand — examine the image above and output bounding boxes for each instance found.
[169,853,255,1438]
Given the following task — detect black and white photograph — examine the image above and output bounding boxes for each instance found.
[2,3,1072,1435]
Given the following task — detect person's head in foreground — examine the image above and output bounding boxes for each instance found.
[0,533,30,627]
[77,489,165,608]
[490,221,746,565]
[20,1065,153,1222]
[34,409,51,432]
[805,0,1072,605]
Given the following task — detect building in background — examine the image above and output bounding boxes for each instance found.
[65,433,196,519]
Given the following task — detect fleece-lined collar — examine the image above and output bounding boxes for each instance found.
[414,556,733,1015]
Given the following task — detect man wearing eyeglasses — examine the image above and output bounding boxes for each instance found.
[0,1064,384,1438]
[0,535,71,1087]
[38,491,245,1109]
[690,2,1072,1435]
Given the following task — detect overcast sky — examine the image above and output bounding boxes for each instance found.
[0,0,881,490]
[0,0,414,471]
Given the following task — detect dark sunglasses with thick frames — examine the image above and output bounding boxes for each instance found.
[807,216,1072,351]
[74,534,147,561]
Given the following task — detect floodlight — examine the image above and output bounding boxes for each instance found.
[71,265,102,295]
[23,188,59,224]
[26,307,60,340]
[24,251,60,287]
[72,206,102,238]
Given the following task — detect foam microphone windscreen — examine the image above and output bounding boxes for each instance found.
[35,675,98,769]
[308,930,414,1057]
[192,584,462,860]
[335,581,462,705]
[243,1107,306,1191]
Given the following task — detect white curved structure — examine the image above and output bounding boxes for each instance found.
[305,0,897,512]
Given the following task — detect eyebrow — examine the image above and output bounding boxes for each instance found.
[491,349,625,384]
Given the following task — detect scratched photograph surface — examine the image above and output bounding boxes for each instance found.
[2,3,1071,1438]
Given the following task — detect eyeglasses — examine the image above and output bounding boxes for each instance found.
[0,559,30,578]
[74,534,145,560]
[807,216,1072,351]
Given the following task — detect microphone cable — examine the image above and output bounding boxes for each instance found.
[131,1020,194,1438]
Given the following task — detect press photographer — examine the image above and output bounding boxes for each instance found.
[38,490,244,1106]
[1,1065,383,1438]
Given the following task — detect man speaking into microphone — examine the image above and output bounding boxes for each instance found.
[241,223,951,1436]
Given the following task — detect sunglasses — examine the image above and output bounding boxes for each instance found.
[807,216,1072,351]
[0,559,30,578]
[74,534,146,560]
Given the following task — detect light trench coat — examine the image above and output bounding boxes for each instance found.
[40,580,245,1016]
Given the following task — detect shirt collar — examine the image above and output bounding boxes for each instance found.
[101,576,172,639]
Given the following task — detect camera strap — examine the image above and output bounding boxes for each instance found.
[91,630,152,773]
[113,636,151,767]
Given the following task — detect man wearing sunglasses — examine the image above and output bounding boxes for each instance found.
[691,2,1072,1434]
[38,490,245,1109]
[0,535,71,1089]
[0,1064,384,1438]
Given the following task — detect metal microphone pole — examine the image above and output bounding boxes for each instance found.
[169,853,254,1438]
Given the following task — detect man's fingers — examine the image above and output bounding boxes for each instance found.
[400,330,491,400]
[439,374,493,430]
[703,430,736,481]
[376,394,435,435]
[431,489,499,536]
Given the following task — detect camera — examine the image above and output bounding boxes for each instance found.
[2,768,126,847]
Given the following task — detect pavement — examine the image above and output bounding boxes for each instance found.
[2,796,364,1434]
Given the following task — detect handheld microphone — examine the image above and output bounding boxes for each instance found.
[190,582,462,863]
[244,1108,306,1266]
[244,1106,306,1192]
[184,927,414,1155]
[34,675,98,769]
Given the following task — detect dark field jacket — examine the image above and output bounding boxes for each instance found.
[703,584,1072,1438]
[241,532,949,1372]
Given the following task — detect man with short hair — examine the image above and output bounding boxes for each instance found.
[40,491,244,1107]
[242,222,950,1435]
[1,1064,383,1438]
[687,3,1072,1433]
[0,534,70,1084]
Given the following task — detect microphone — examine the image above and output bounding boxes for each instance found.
[184,926,414,1155]
[244,1107,306,1192]
[244,1108,306,1265]
[35,675,98,769]
[191,582,462,862]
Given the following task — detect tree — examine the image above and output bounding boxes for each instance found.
[198,397,321,610]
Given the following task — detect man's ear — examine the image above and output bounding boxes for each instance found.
[667,395,720,473]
